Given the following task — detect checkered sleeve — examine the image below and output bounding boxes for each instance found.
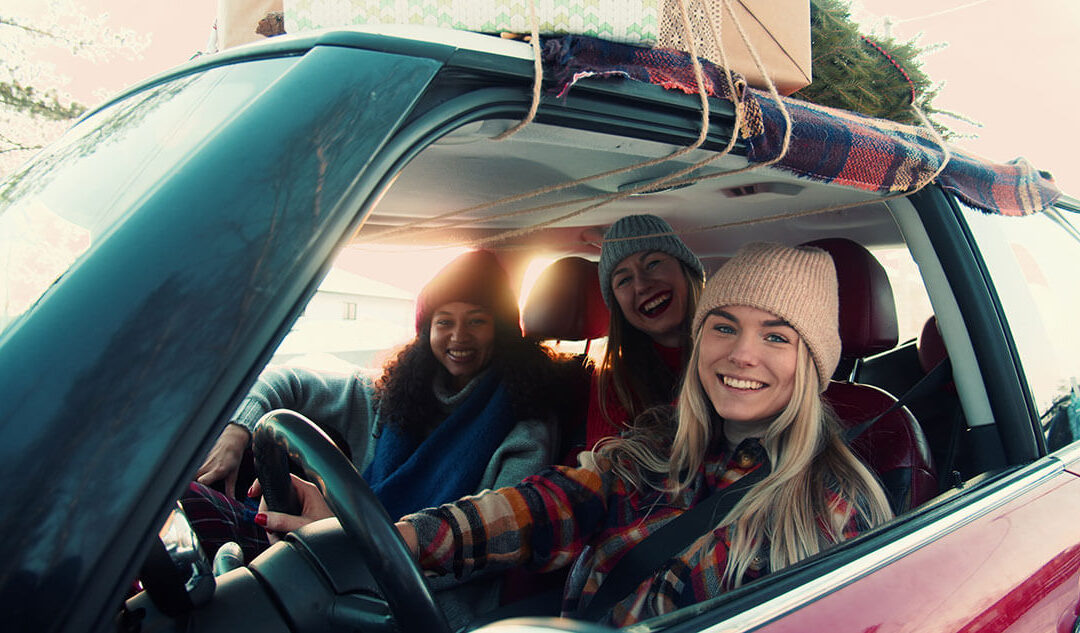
[404,463,614,579]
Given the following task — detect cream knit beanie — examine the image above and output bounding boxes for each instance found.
[692,242,841,390]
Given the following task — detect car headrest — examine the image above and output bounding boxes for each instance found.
[522,256,610,341]
[917,315,948,373]
[802,238,899,358]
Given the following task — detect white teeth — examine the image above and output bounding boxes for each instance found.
[641,293,670,312]
[724,376,765,390]
[447,350,475,360]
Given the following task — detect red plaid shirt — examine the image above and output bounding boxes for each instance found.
[404,439,860,626]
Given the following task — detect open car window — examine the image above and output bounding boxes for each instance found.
[228,111,1004,631]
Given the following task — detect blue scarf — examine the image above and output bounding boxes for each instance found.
[363,371,515,519]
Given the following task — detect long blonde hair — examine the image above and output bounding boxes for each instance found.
[599,335,892,587]
[597,263,704,428]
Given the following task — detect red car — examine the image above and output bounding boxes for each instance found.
[1,25,1078,633]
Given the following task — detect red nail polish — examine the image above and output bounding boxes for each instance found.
[247,483,257,498]
[254,513,267,527]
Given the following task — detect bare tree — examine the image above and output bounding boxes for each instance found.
[0,0,149,178]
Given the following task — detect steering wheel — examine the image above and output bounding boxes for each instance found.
[252,409,450,633]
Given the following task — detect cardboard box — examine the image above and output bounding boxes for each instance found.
[657,0,811,95]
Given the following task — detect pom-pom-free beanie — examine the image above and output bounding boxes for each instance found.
[598,214,704,308]
[415,250,520,335]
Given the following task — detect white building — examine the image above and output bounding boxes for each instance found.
[270,268,415,373]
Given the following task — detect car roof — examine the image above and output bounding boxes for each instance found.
[162,26,1055,263]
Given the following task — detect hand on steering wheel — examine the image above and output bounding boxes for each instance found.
[250,475,334,542]
[252,409,449,633]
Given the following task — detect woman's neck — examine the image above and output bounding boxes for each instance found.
[649,330,682,348]
[722,416,774,451]
[651,340,684,371]
[434,368,488,404]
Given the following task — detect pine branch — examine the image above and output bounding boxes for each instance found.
[0,81,85,120]
[792,0,966,138]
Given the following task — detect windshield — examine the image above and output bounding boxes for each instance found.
[0,57,298,333]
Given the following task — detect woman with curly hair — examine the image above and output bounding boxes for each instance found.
[189,250,564,554]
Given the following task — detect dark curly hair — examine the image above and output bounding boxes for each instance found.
[374,320,586,442]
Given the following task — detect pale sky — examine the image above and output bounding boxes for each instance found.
[853,0,1080,195]
[11,0,1080,195]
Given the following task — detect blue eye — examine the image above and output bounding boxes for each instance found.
[766,333,789,343]
[713,323,735,334]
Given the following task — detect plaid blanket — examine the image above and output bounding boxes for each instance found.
[543,34,743,102]
[543,35,1061,216]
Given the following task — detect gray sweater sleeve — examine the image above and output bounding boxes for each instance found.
[229,366,377,469]
[476,416,559,493]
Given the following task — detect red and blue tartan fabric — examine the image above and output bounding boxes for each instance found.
[404,438,861,626]
[542,35,1061,216]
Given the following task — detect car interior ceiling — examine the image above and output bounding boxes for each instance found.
[341,117,1003,508]
[355,120,900,258]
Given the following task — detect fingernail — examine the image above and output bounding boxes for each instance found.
[247,483,257,498]
[254,513,268,527]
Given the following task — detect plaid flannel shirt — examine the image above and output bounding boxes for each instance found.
[404,439,860,626]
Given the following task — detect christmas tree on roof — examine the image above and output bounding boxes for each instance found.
[794,0,972,138]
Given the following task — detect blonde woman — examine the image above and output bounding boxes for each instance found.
[260,242,893,626]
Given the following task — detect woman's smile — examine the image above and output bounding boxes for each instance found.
[611,251,689,347]
[639,290,672,317]
[721,374,767,391]
[697,305,799,424]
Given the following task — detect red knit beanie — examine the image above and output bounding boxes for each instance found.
[414,250,521,335]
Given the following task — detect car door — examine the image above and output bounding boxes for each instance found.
[640,190,1080,633]
[0,40,446,633]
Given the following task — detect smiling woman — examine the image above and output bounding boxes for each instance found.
[185,249,575,628]
[428,302,497,389]
[585,214,706,451]
[697,305,800,430]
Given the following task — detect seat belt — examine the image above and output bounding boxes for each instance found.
[581,461,771,621]
[844,358,952,443]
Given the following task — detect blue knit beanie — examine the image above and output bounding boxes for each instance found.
[598,214,704,308]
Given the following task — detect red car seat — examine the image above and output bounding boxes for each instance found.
[509,256,609,607]
[522,256,609,344]
[521,256,609,459]
[804,238,938,512]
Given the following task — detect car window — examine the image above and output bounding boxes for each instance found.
[268,245,472,373]
[0,57,298,334]
[869,245,934,343]
[961,201,1080,451]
